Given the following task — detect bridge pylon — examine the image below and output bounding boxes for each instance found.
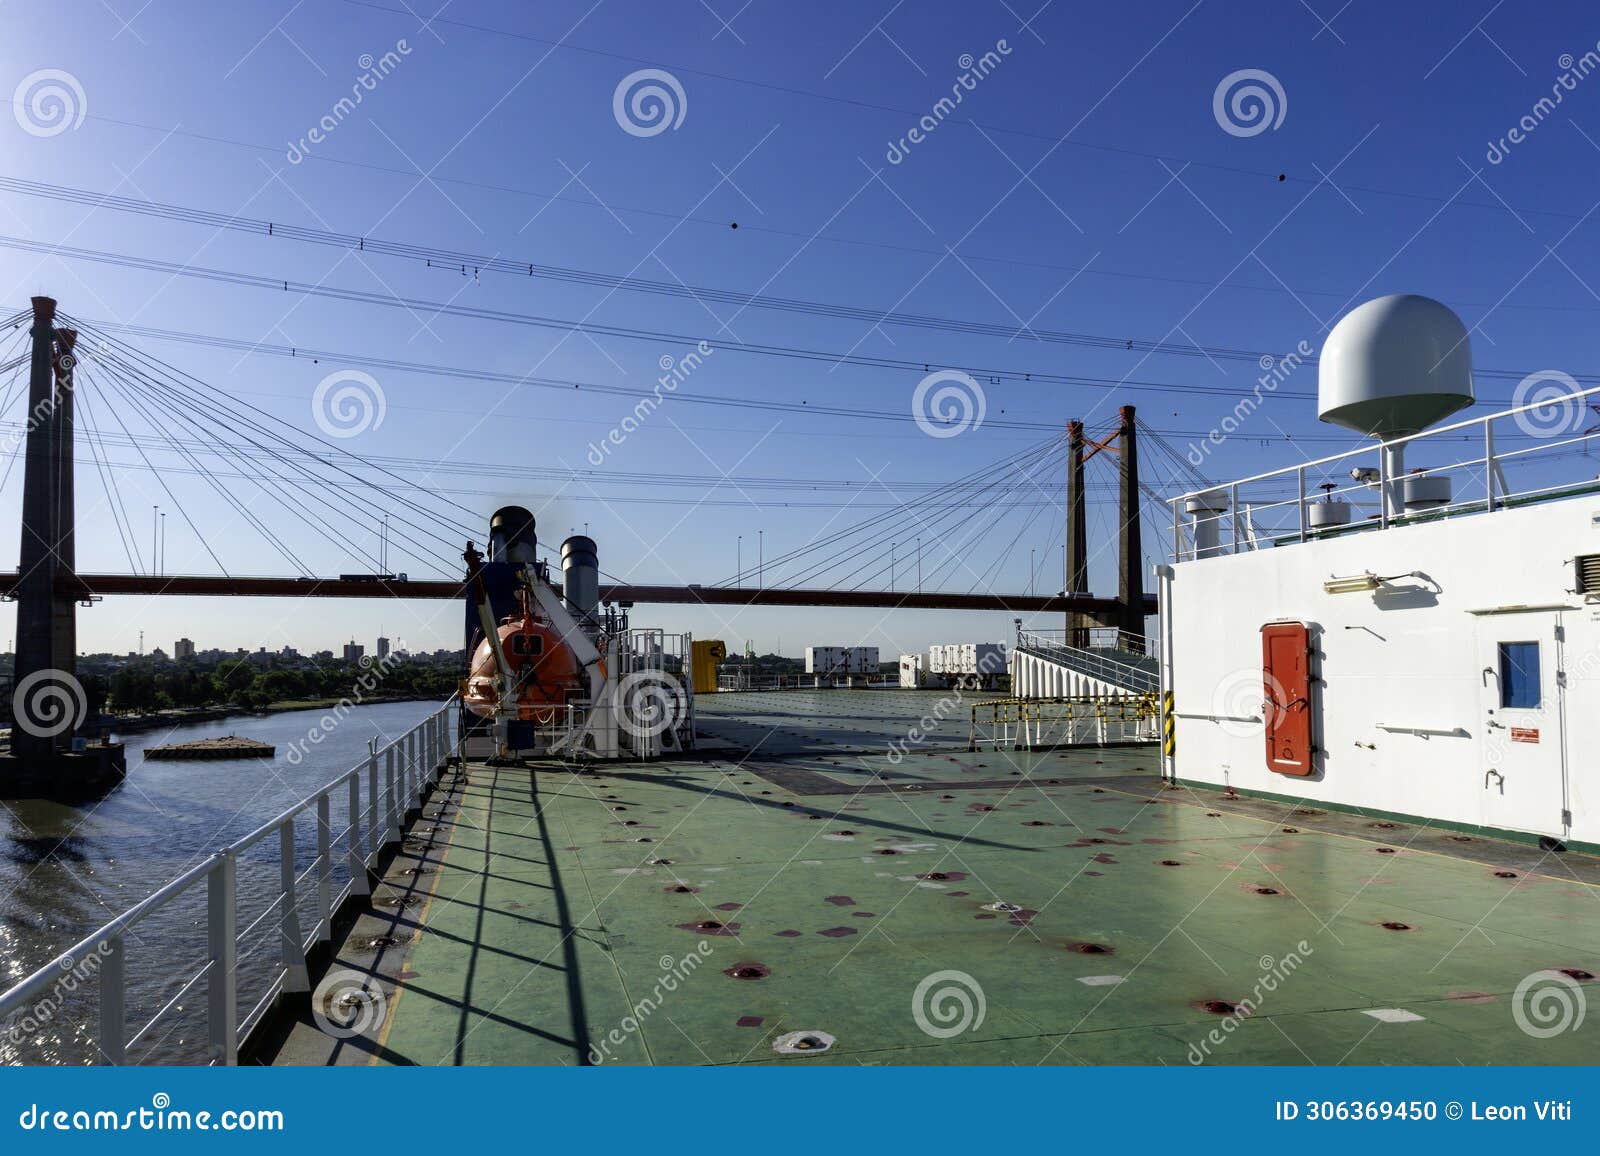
[2,296,125,800]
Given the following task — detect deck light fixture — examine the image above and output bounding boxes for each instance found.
[1324,571,1383,593]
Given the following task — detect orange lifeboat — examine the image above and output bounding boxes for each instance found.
[463,613,588,723]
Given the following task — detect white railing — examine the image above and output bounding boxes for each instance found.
[969,694,1159,750]
[0,699,457,1066]
[1168,385,1600,559]
[1022,627,1158,659]
[1015,629,1159,693]
[715,672,898,691]
[613,628,694,757]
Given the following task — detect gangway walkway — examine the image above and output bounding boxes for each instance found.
[1011,628,1158,697]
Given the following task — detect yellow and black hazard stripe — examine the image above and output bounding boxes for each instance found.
[1162,690,1175,757]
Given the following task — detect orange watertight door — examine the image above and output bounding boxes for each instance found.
[1261,621,1314,776]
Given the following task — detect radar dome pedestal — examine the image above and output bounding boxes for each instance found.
[1317,295,1474,520]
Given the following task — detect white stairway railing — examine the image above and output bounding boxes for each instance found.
[1014,630,1159,694]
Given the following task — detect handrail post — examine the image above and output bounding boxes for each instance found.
[347,773,369,896]
[385,746,399,843]
[315,793,332,946]
[398,732,409,812]
[1230,484,1240,553]
[1377,446,1390,529]
[1297,466,1307,543]
[366,740,379,863]
[279,823,309,993]
[402,730,413,808]
[98,933,125,1065]
[1485,418,1497,512]
[207,851,238,1065]
[408,728,419,804]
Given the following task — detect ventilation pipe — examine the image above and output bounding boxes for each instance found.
[1184,489,1229,559]
[488,506,537,567]
[561,535,600,627]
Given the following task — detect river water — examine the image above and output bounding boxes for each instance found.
[0,699,442,1065]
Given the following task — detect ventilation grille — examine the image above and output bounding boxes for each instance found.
[1577,554,1600,596]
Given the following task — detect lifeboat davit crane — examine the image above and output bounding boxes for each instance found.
[460,511,614,759]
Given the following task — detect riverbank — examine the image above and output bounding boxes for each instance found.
[94,694,450,736]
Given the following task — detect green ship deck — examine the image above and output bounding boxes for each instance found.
[263,689,1600,1066]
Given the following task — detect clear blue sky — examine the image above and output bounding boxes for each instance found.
[2,0,1597,658]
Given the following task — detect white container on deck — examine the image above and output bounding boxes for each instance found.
[899,653,925,688]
